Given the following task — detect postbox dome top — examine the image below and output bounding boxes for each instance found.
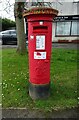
[23,7,58,17]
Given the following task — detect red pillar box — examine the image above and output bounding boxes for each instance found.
[23,7,58,99]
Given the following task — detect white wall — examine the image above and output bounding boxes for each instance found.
[60,2,77,15]
[52,2,78,15]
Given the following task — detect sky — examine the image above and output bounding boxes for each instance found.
[0,0,15,21]
[0,0,79,21]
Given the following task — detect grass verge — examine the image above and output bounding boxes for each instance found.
[2,48,77,112]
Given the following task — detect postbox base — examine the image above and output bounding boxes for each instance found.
[29,82,50,100]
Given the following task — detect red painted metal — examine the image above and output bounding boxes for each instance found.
[24,8,58,85]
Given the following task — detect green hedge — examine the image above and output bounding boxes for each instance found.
[0,18,16,31]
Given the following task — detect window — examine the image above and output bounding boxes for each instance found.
[56,21,79,36]
[2,31,10,34]
[56,22,71,36]
[11,30,16,35]
[71,21,79,35]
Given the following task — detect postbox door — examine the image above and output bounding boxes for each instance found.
[28,22,52,84]
[29,32,52,84]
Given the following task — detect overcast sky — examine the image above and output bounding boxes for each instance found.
[0,0,15,21]
[0,0,78,21]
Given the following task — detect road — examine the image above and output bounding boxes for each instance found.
[0,43,78,49]
[52,43,78,49]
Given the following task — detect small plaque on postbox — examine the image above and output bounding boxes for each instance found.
[36,35,45,50]
[34,52,46,59]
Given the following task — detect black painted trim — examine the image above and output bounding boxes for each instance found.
[29,82,50,100]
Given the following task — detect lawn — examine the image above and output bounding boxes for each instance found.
[2,48,78,112]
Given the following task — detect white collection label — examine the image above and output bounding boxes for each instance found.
[36,35,45,50]
[34,52,46,59]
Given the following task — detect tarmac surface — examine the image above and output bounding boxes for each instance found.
[0,43,78,49]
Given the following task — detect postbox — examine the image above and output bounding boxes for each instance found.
[23,7,58,99]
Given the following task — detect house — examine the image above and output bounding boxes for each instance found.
[52,2,79,43]
[24,1,79,43]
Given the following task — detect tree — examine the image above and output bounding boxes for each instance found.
[14,1,26,55]
[14,1,59,55]
[14,1,51,55]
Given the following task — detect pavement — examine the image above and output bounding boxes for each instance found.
[2,107,79,119]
